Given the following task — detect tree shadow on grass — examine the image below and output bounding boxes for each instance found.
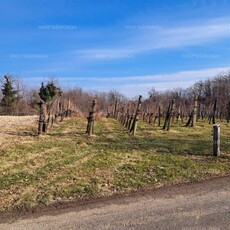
[93,134,214,157]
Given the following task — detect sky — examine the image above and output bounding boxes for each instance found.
[0,0,230,98]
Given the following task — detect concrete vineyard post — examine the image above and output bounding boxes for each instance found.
[213,124,220,157]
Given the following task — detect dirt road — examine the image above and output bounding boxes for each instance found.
[1,176,229,230]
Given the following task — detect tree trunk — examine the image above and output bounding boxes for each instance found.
[158,106,161,126]
[130,95,142,135]
[227,102,230,123]
[212,99,217,124]
[167,99,175,131]
[86,99,96,136]
[163,103,171,130]
[192,96,198,127]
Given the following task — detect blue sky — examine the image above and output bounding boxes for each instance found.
[1,0,230,97]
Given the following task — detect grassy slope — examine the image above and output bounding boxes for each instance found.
[0,117,229,211]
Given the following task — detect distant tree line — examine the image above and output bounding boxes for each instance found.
[0,72,230,120]
[106,72,230,124]
[142,72,230,123]
[0,75,116,116]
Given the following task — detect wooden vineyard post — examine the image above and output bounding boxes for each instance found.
[60,100,65,122]
[127,102,135,130]
[106,108,109,118]
[128,114,133,130]
[149,113,154,124]
[192,96,198,127]
[163,99,175,131]
[177,106,182,124]
[123,104,129,127]
[66,98,70,117]
[43,103,47,133]
[146,105,149,120]
[142,112,146,122]
[38,101,44,136]
[125,104,130,128]
[38,100,47,135]
[158,106,161,126]
[86,99,96,136]
[46,103,51,128]
[163,103,171,130]
[122,104,128,126]
[163,103,172,130]
[114,99,118,119]
[120,105,125,124]
[212,98,217,124]
[213,124,220,156]
[227,102,230,123]
[55,91,62,122]
[167,99,175,131]
[55,96,60,121]
[185,112,192,127]
[186,95,198,127]
[50,116,54,130]
[130,95,142,135]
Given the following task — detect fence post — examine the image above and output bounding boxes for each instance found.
[213,124,220,157]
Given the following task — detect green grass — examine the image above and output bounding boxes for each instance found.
[0,117,229,212]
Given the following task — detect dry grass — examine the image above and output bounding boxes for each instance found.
[0,116,38,148]
[0,116,229,212]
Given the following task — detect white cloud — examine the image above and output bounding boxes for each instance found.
[23,66,229,98]
[58,66,230,83]
[154,18,230,49]
[73,17,230,59]
[79,67,230,97]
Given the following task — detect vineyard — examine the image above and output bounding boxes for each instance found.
[0,111,229,212]
[0,73,230,213]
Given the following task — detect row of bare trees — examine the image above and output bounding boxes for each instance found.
[1,72,230,124]
[0,75,109,116]
[142,73,230,125]
[38,91,78,135]
[113,95,143,135]
[107,73,230,135]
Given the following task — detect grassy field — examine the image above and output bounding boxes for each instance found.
[0,115,229,212]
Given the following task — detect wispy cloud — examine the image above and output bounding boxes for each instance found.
[23,66,230,97]
[90,66,230,97]
[153,17,230,49]
[73,17,230,59]
[129,17,230,52]
[53,66,230,83]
